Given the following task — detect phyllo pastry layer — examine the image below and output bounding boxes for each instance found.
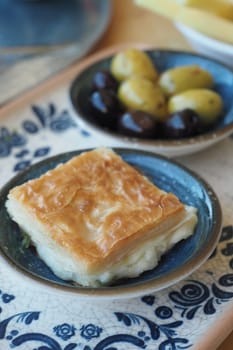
[6,148,197,286]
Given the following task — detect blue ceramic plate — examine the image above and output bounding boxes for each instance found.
[70,48,233,157]
[0,149,222,299]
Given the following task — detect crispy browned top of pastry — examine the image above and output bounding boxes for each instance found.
[9,148,185,271]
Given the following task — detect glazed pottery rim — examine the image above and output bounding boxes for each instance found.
[69,47,233,149]
[175,22,233,53]
[0,148,223,299]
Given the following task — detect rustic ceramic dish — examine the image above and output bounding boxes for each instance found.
[70,48,233,157]
[0,149,222,299]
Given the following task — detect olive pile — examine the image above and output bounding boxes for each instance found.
[88,48,223,139]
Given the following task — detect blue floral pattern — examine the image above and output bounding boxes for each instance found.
[54,323,77,341]
[0,103,91,173]
[0,127,26,157]
[169,278,233,319]
[115,312,189,349]
[0,101,233,349]
[28,104,76,133]
[0,226,232,350]
[80,324,103,341]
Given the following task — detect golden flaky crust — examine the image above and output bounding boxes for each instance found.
[8,148,186,272]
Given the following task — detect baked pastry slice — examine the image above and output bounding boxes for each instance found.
[6,148,197,287]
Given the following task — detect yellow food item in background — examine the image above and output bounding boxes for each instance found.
[175,0,233,21]
[135,0,233,44]
[118,77,168,121]
[111,48,158,82]
[159,65,213,96]
[168,89,223,125]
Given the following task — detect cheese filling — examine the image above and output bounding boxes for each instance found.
[7,197,197,287]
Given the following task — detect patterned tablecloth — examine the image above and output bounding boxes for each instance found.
[0,81,233,350]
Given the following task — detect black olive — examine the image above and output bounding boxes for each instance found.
[92,70,118,92]
[88,89,123,128]
[118,110,159,138]
[162,109,202,139]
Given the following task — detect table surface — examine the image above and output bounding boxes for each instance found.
[0,1,232,349]
[90,1,233,349]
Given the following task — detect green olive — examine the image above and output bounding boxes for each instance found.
[118,76,168,121]
[110,48,158,82]
[168,89,223,125]
[159,65,214,96]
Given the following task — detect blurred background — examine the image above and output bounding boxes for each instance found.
[0,0,187,105]
[0,0,232,104]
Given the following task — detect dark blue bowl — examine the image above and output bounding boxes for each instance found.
[70,48,233,157]
[0,149,222,299]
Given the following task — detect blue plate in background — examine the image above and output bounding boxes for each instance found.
[70,49,233,157]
